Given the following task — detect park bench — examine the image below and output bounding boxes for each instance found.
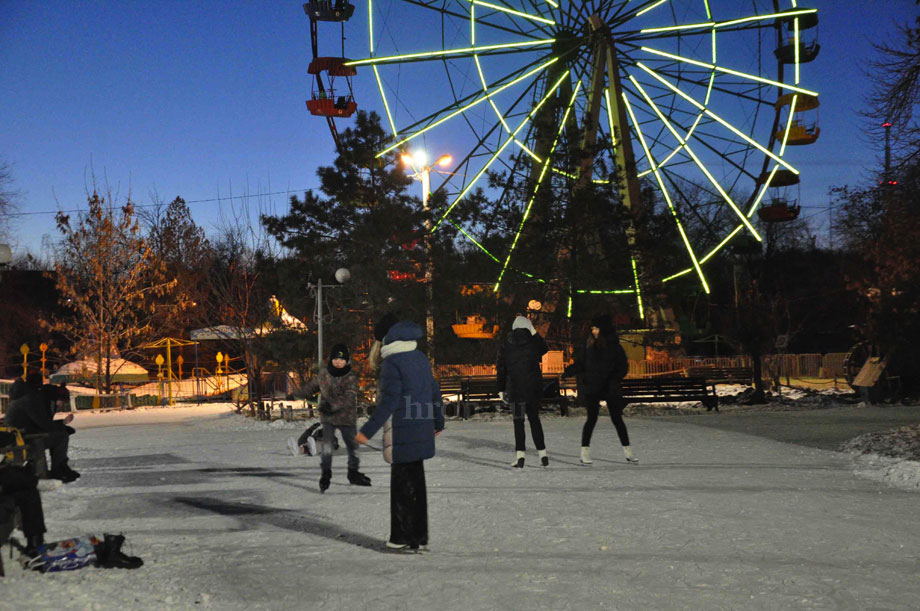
[437,376,463,399]
[685,366,754,385]
[448,376,570,418]
[557,376,719,411]
[622,377,719,411]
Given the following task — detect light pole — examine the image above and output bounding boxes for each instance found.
[401,150,451,365]
[308,267,350,371]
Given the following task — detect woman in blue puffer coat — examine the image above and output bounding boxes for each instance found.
[356,320,445,552]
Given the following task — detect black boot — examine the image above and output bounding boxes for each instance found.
[24,534,44,557]
[48,466,78,484]
[347,469,371,486]
[95,533,143,569]
[319,469,331,493]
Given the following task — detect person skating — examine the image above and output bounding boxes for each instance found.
[289,344,370,492]
[564,314,638,465]
[496,315,549,468]
[5,373,80,483]
[355,320,445,552]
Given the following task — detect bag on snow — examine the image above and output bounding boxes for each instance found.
[25,533,144,572]
[26,535,101,572]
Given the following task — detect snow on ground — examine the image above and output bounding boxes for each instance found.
[4,395,920,610]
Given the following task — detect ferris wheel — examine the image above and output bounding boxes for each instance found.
[329,1,820,317]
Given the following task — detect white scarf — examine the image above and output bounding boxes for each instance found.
[381,340,417,359]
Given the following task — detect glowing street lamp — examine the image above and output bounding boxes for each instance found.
[402,150,452,364]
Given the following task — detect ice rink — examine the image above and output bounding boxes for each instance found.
[3,403,919,610]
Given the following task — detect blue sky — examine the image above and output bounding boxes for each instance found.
[1,0,917,257]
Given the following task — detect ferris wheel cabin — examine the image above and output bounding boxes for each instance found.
[303,1,354,22]
[774,93,820,146]
[774,9,820,64]
[306,57,357,117]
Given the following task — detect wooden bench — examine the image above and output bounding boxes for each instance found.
[437,376,463,399]
[622,377,719,411]
[685,366,754,385]
[448,376,570,418]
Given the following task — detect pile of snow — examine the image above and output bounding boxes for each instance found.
[842,424,920,491]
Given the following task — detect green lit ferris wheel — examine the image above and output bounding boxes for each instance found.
[321,1,821,317]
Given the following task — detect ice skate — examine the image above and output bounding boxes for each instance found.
[538,449,549,467]
[511,451,525,469]
[580,446,593,465]
[385,541,419,553]
[623,446,639,464]
[347,469,371,486]
[319,469,331,493]
[287,437,302,456]
[305,436,317,456]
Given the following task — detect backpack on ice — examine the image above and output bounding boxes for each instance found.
[26,535,100,572]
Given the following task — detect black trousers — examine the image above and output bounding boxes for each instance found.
[0,466,46,538]
[511,396,545,452]
[42,430,71,472]
[390,460,427,547]
[581,389,630,447]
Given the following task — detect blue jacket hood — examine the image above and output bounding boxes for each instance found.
[384,320,423,344]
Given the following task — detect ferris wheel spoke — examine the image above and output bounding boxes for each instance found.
[495,79,582,291]
[377,56,558,157]
[614,0,671,23]
[627,75,761,242]
[347,38,556,67]
[433,69,572,231]
[634,62,799,176]
[639,46,818,97]
[621,91,710,294]
[637,8,817,36]
[394,0,545,39]
[463,0,555,28]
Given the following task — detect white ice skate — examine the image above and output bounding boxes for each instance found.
[580,446,593,465]
[287,437,302,456]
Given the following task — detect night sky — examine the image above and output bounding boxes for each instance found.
[1,1,917,256]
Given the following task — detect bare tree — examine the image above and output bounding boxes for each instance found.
[863,8,920,167]
[43,189,178,393]
[0,160,19,240]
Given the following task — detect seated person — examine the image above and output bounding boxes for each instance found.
[0,436,47,558]
[4,373,79,483]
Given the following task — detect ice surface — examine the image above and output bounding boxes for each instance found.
[3,401,919,610]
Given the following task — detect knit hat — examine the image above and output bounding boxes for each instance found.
[512,315,536,335]
[329,343,349,362]
[373,312,399,341]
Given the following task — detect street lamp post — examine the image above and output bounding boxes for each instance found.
[402,151,451,366]
[308,268,350,370]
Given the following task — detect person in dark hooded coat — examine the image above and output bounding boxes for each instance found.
[564,314,638,465]
[355,320,444,552]
[496,315,549,468]
[4,373,80,482]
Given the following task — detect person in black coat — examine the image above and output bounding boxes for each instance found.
[4,373,80,482]
[496,315,549,468]
[564,314,638,465]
